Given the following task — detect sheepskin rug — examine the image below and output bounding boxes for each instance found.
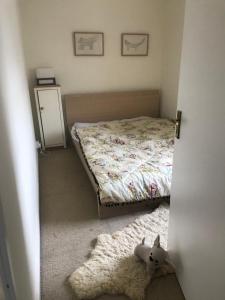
[69,204,174,300]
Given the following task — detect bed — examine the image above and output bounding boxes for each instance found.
[65,90,175,217]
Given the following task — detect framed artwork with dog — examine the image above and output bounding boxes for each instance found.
[121,33,149,56]
[74,32,104,56]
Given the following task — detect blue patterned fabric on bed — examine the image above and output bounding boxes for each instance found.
[71,117,175,204]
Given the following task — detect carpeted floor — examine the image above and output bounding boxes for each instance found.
[39,148,185,300]
[0,278,5,300]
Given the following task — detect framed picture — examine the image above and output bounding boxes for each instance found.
[74,32,104,56]
[121,33,149,56]
[37,78,56,86]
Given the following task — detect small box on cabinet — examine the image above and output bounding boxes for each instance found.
[36,68,56,86]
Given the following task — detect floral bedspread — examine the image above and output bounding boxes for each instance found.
[72,117,175,204]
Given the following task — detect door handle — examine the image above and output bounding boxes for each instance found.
[175,110,182,139]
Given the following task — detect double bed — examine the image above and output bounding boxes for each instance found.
[65,90,175,217]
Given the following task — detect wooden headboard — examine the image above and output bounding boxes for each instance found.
[64,90,160,129]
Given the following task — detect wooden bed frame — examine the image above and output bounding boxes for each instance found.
[64,90,169,218]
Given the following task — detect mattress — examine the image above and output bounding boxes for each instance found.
[71,116,175,204]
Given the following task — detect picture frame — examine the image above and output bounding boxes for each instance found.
[121,33,149,56]
[74,32,104,56]
[36,78,56,86]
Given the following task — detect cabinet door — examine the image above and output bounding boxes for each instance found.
[38,89,64,147]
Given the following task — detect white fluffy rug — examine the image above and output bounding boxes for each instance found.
[69,204,174,300]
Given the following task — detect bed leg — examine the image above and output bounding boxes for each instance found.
[97,195,103,219]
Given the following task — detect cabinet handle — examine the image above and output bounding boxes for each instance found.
[40,107,44,111]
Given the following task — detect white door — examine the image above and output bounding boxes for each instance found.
[168,1,225,300]
[38,89,64,147]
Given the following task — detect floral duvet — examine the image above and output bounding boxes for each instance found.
[72,117,175,204]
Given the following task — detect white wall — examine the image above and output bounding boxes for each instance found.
[0,1,40,299]
[19,0,185,129]
[169,0,225,299]
[161,0,185,119]
[20,0,164,94]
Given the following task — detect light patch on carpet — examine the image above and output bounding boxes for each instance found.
[69,204,174,300]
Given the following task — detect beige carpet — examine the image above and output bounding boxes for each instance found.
[0,278,5,300]
[69,205,174,300]
[39,148,185,300]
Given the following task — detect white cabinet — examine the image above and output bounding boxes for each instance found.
[34,86,66,150]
